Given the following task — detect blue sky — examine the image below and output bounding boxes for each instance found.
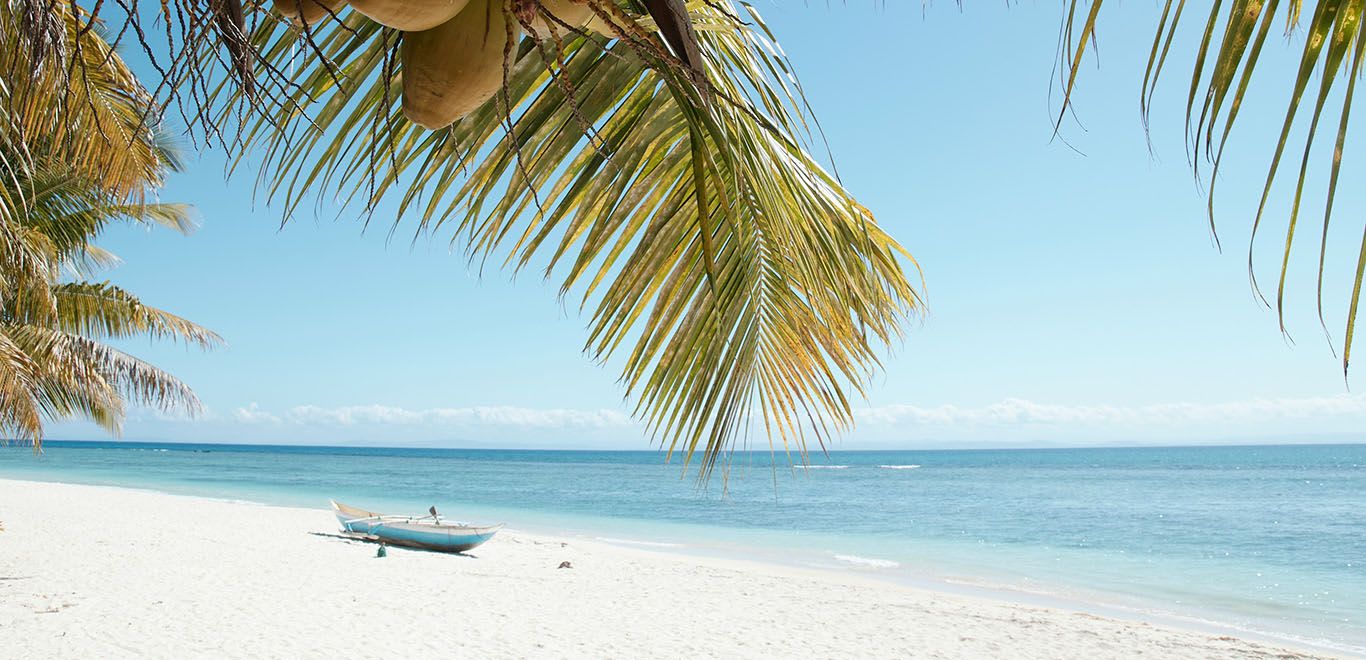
[48,3,1366,449]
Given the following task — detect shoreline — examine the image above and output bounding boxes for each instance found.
[562,524,1358,659]
[0,478,1348,658]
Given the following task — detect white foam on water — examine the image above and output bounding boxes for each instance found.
[219,498,268,507]
[798,465,849,469]
[878,464,921,470]
[833,554,901,569]
[595,537,683,549]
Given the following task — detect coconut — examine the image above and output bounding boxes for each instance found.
[349,0,470,31]
[272,0,347,25]
[583,5,638,39]
[401,0,520,129]
[585,14,631,37]
[524,0,594,36]
[525,1,634,39]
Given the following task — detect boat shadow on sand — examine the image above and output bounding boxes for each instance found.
[308,531,482,559]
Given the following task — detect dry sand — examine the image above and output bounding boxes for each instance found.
[0,478,1334,659]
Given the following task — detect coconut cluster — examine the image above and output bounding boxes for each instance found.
[271,0,622,130]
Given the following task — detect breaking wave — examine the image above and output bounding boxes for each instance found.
[833,554,901,569]
[595,537,683,549]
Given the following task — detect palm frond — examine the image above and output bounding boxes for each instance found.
[0,327,45,441]
[9,324,203,430]
[0,2,217,449]
[0,1,173,201]
[51,282,224,348]
[205,1,921,477]
[57,330,202,418]
[0,184,215,445]
[8,324,124,433]
[1060,0,1366,377]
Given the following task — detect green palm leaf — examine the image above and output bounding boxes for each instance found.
[199,2,920,476]
[0,327,44,439]
[0,1,174,202]
[0,3,218,448]
[51,282,224,349]
[1060,0,1366,377]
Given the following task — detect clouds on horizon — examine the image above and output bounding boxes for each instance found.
[231,402,633,430]
[222,392,1366,439]
[854,393,1366,430]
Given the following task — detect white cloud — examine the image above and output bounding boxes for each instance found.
[222,394,1363,446]
[233,402,281,424]
[231,403,632,429]
[855,393,1366,428]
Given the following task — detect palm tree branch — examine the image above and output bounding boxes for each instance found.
[1060,0,1366,378]
[50,281,224,349]
[195,2,921,476]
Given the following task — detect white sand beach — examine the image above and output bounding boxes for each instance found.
[0,478,1333,659]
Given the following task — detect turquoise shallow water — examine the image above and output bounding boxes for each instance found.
[2,441,1363,653]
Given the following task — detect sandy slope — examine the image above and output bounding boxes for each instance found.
[0,479,1332,659]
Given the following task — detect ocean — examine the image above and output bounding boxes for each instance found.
[2,441,1362,654]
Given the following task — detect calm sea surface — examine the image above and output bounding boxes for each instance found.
[2,441,1363,653]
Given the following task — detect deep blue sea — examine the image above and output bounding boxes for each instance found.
[2,441,1363,653]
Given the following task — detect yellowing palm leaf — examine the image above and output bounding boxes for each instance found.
[206,3,920,476]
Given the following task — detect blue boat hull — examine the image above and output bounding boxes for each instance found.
[332,500,503,553]
[361,522,501,553]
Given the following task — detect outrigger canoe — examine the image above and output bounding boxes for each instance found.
[330,500,503,553]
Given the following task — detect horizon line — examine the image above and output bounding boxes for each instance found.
[25,437,1366,454]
